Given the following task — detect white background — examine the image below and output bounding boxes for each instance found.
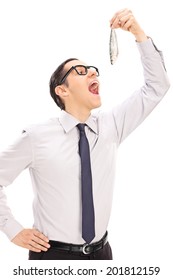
[0,0,172,279]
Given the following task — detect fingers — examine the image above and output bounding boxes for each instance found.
[30,229,50,252]
[12,228,51,252]
[110,8,147,41]
[110,8,134,30]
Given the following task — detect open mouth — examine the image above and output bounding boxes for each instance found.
[88,80,99,95]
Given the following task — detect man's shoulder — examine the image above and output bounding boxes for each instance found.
[23,117,61,135]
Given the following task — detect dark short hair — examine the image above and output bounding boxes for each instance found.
[49,58,78,110]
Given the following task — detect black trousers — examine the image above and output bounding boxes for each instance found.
[29,242,113,260]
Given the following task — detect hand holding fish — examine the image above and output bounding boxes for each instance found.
[110,8,147,42]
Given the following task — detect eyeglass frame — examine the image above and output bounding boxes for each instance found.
[58,64,99,85]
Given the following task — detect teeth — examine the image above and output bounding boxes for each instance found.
[89,81,99,89]
[90,80,99,85]
[92,81,98,85]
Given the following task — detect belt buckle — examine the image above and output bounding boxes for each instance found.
[82,243,90,255]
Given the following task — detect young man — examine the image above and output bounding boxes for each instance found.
[0,9,170,260]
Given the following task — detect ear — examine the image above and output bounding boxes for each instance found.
[55,85,69,98]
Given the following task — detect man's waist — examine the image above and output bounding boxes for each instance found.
[49,231,108,255]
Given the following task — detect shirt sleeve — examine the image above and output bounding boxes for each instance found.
[110,38,170,145]
[0,131,33,240]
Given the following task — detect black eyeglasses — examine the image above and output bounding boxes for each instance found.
[59,65,99,85]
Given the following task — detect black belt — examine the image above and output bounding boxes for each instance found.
[49,232,108,255]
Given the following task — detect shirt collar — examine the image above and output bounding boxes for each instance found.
[59,110,98,134]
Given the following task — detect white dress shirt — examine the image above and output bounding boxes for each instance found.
[0,38,170,244]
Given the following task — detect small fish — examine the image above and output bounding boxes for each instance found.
[109,28,119,65]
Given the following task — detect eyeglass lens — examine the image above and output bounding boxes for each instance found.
[75,65,99,76]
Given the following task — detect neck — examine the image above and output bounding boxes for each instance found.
[65,108,91,123]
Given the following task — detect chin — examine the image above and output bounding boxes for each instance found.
[92,101,102,110]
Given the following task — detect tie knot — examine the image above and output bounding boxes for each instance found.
[77,123,86,132]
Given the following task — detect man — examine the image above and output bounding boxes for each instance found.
[0,9,170,260]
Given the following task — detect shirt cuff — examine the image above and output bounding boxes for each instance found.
[2,218,24,240]
[136,37,160,57]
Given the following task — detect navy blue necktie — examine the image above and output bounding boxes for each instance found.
[77,123,95,244]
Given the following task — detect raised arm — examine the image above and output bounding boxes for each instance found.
[103,9,170,144]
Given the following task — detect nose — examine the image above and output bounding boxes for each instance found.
[87,67,97,77]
